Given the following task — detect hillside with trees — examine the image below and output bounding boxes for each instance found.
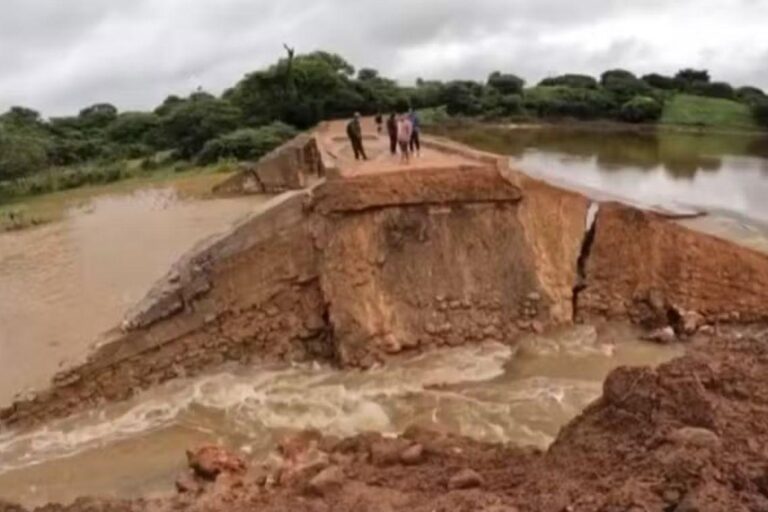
[1,50,767,199]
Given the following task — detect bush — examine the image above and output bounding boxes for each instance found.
[642,73,678,90]
[620,96,663,123]
[197,122,298,164]
[524,86,617,119]
[0,130,49,179]
[753,100,768,129]
[487,72,525,95]
[539,74,598,89]
[736,86,766,105]
[691,81,735,100]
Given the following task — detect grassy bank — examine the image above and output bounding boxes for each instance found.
[661,94,760,132]
[0,163,235,232]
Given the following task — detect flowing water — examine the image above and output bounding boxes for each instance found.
[3,128,765,507]
[0,326,681,507]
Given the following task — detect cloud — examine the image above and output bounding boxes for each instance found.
[0,0,766,116]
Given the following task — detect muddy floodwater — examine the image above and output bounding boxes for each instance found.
[0,326,681,507]
[0,188,265,406]
[2,127,768,508]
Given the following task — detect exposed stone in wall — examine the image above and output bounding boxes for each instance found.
[213,134,324,195]
[579,203,768,326]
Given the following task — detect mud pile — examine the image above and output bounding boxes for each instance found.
[5,326,767,512]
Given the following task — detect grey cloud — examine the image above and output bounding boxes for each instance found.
[0,0,766,116]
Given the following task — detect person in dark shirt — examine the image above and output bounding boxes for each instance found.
[409,108,421,156]
[375,112,383,134]
[386,113,398,156]
[346,113,367,160]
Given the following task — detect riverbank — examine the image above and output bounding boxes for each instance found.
[4,324,767,512]
[0,164,236,232]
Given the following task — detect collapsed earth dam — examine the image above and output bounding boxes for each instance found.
[4,120,768,511]
[3,119,768,430]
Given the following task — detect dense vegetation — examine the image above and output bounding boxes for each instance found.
[1,50,767,199]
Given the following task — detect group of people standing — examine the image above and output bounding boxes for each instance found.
[381,110,421,163]
[345,110,422,164]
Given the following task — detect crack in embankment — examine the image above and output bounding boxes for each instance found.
[572,202,600,322]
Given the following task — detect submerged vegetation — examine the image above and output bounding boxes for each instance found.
[1,50,767,203]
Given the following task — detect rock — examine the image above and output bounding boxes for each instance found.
[175,471,200,494]
[481,506,519,512]
[531,320,544,334]
[400,444,425,465]
[186,446,247,481]
[307,465,345,496]
[448,468,484,490]
[370,439,407,467]
[643,326,677,344]
[662,488,682,504]
[667,427,721,448]
[679,310,703,335]
[379,334,402,354]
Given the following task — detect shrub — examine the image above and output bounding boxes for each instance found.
[524,86,617,119]
[736,86,766,105]
[753,99,768,129]
[487,72,525,95]
[539,74,599,89]
[691,81,735,100]
[620,96,663,123]
[197,122,298,164]
[642,73,678,90]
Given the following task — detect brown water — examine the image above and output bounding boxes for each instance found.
[0,325,681,507]
[2,129,755,507]
[0,188,265,406]
[436,125,768,249]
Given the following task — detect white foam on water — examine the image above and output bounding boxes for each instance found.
[0,343,513,474]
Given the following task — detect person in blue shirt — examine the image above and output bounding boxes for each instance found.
[408,108,421,156]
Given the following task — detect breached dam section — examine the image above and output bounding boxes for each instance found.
[4,119,768,429]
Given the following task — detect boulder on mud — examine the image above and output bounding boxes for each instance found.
[449,468,485,490]
[307,465,345,496]
[400,443,425,465]
[186,445,247,481]
[667,427,721,448]
[643,326,677,344]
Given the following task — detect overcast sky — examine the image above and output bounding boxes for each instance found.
[2,0,767,116]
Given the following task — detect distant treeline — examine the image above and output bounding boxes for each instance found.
[1,50,768,187]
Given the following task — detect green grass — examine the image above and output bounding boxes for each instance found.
[661,94,759,132]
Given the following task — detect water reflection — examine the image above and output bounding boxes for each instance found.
[435,125,768,222]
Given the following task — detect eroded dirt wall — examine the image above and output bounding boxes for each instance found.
[213,134,323,195]
[580,203,768,325]
[310,167,589,367]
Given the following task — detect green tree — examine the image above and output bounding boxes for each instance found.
[78,103,118,130]
[197,122,298,164]
[487,72,525,95]
[0,128,49,179]
[601,69,653,103]
[0,106,43,129]
[619,96,663,123]
[753,99,768,129]
[539,74,598,89]
[158,92,242,159]
[642,73,677,90]
[441,81,485,116]
[106,112,161,146]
